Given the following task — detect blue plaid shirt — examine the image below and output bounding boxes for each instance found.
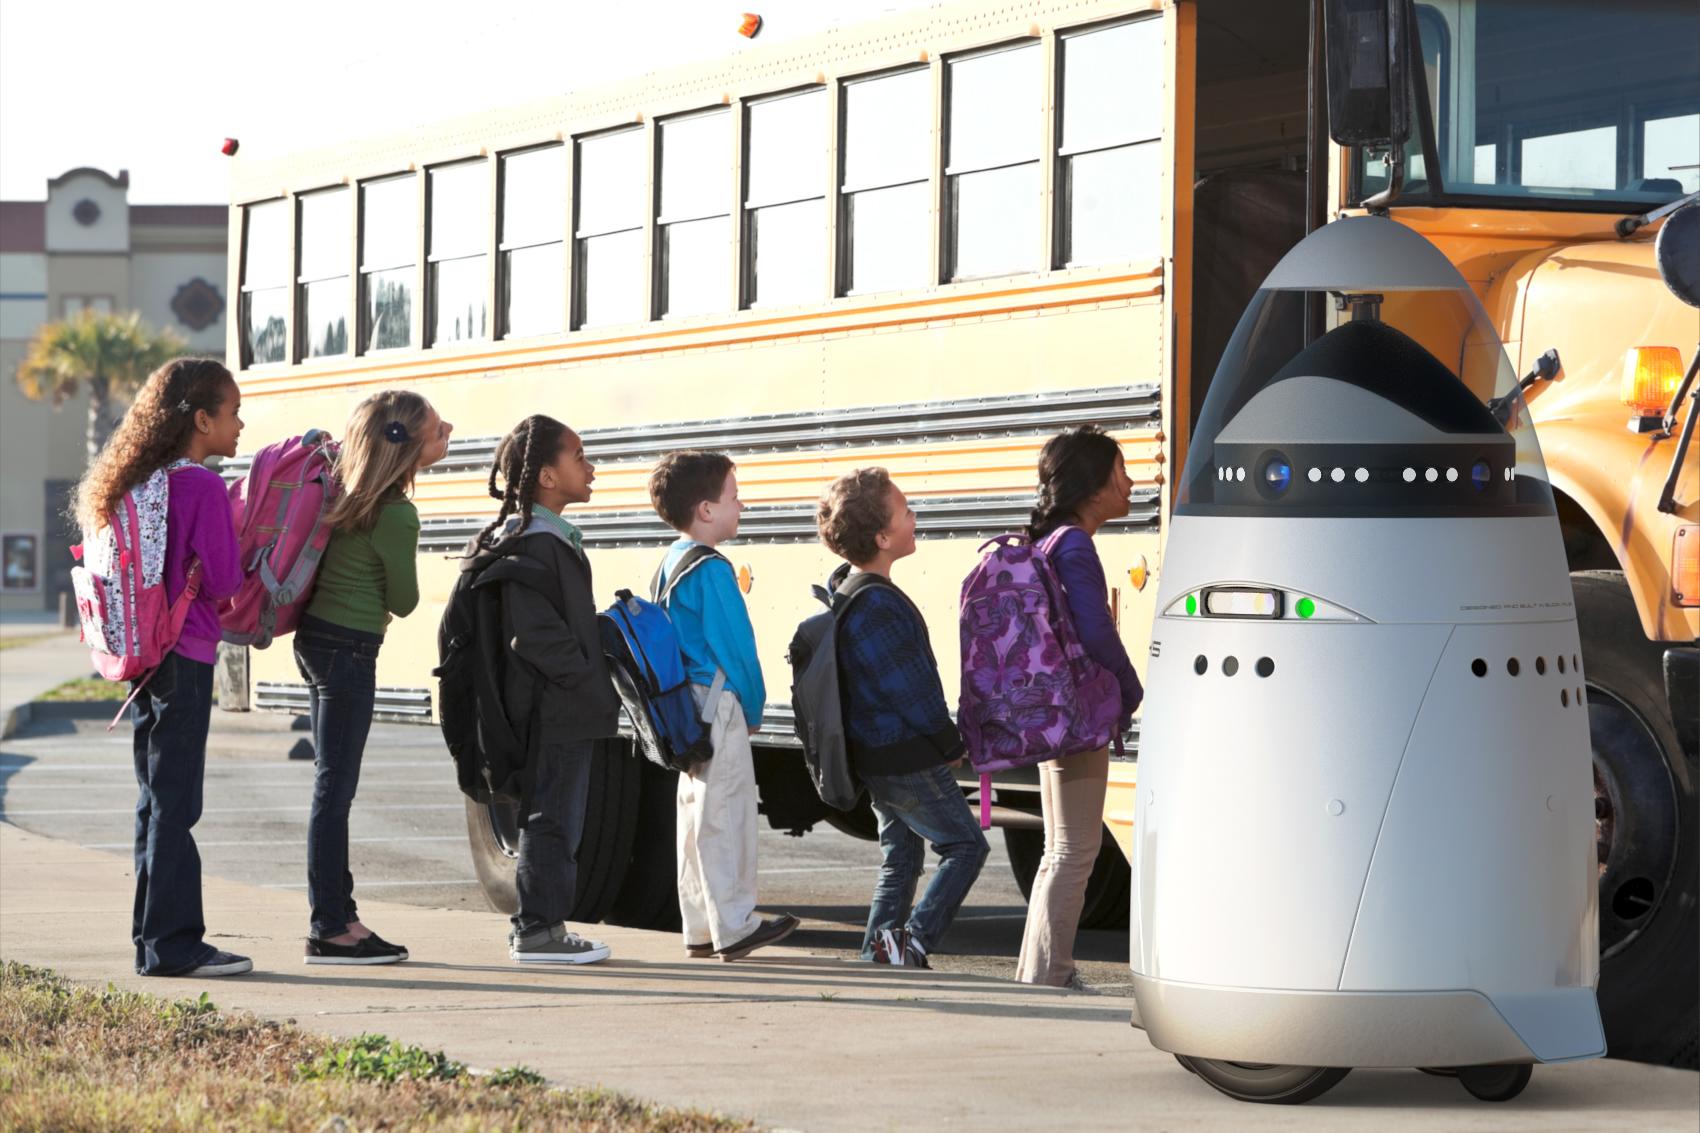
[836,578,962,774]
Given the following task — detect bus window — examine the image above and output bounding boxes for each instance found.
[499,144,566,339]
[657,108,732,318]
[946,41,1041,281]
[240,198,289,367]
[1057,17,1163,268]
[840,67,931,295]
[574,127,646,329]
[296,187,350,360]
[428,159,490,346]
[744,88,827,309]
[359,174,417,352]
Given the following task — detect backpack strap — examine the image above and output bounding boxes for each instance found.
[651,544,728,605]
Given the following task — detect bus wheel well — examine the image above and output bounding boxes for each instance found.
[1555,489,1617,573]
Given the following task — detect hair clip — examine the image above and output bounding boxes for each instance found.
[382,421,410,444]
[176,398,192,414]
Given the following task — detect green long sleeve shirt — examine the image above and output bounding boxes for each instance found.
[304,497,421,636]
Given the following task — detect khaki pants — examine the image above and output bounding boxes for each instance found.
[676,687,763,951]
[1015,745,1110,986]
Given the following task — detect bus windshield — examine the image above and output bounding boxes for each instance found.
[1356,0,1699,209]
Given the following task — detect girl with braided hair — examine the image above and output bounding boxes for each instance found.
[294,390,452,965]
[461,415,619,963]
[1015,426,1144,990]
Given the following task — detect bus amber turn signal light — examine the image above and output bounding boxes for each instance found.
[738,12,762,38]
[1621,346,1682,417]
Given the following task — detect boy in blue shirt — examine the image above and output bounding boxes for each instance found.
[649,450,798,961]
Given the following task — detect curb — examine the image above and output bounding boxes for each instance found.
[2,700,122,740]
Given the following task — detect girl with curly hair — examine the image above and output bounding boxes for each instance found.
[294,390,452,965]
[74,357,249,977]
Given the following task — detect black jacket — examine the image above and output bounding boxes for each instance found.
[462,525,620,747]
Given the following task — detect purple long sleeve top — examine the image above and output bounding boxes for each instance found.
[166,464,243,664]
[1045,526,1144,724]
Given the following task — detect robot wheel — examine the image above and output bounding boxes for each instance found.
[1454,1063,1533,1102]
[1174,1057,1351,1104]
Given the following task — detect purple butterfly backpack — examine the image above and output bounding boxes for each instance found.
[957,527,1122,827]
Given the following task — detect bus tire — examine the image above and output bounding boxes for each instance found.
[462,738,643,924]
[1003,824,1131,930]
[1574,571,1698,1069]
[605,758,683,931]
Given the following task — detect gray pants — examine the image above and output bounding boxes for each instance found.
[513,740,594,934]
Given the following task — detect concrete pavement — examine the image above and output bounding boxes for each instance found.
[0,626,89,739]
[2,823,1695,1131]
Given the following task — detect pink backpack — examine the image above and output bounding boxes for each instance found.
[957,527,1123,827]
[71,460,205,721]
[219,429,340,648]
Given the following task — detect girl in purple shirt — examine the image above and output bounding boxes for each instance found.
[1015,426,1144,989]
[73,358,247,978]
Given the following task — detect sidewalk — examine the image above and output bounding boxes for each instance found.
[0,628,88,739]
[2,823,1694,1131]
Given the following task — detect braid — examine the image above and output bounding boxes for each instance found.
[476,415,568,550]
[512,418,544,527]
[476,432,522,549]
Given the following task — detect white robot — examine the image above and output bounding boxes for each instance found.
[1129,216,1602,1104]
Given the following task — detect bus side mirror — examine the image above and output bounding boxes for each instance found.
[1323,0,1412,149]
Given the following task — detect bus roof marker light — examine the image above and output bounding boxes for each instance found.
[738,12,763,38]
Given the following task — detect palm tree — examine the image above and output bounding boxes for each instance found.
[13,310,187,464]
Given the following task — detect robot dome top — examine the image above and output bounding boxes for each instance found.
[1178,216,1555,519]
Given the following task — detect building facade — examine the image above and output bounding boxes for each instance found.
[0,167,226,612]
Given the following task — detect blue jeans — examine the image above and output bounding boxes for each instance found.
[513,740,594,935]
[294,615,381,940]
[860,762,989,958]
[132,651,217,975]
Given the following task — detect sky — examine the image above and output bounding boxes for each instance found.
[0,0,938,204]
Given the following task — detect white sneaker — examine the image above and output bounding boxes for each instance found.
[510,924,610,964]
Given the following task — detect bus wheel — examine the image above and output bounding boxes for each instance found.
[1456,1063,1532,1103]
[1182,1059,1349,1104]
[1004,825,1131,929]
[462,737,643,924]
[1574,571,1699,1068]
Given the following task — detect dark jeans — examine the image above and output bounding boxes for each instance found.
[132,651,217,975]
[513,740,594,935]
[293,615,382,940]
[860,762,990,958]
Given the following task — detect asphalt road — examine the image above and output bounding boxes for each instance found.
[0,707,1132,991]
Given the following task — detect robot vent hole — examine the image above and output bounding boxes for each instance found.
[1561,688,1570,707]
[1507,657,1521,677]
[1193,655,1208,675]
[1577,686,1584,704]
[1471,658,1488,677]
[1535,656,1547,675]
[1255,657,1275,678]
[1221,656,1240,677]
[1558,655,1567,674]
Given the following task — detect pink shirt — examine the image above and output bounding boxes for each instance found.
[165,464,243,664]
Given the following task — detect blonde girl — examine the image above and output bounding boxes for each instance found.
[295,390,452,965]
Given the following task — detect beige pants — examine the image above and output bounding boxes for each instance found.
[676,687,763,951]
[1015,745,1110,986]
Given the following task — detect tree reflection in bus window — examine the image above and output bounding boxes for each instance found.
[947,42,1041,281]
[240,199,288,367]
[500,144,566,338]
[575,127,646,329]
[297,187,350,360]
[429,160,489,346]
[841,68,931,295]
[360,174,416,352]
[745,88,826,308]
[1057,18,1163,268]
[658,109,732,318]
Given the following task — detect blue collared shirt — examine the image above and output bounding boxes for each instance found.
[658,539,766,729]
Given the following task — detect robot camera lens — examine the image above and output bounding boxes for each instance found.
[1260,454,1292,496]
[1471,461,1491,492]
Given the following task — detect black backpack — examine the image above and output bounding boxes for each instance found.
[434,542,555,804]
[786,564,892,811]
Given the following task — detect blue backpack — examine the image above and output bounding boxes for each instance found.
[597,546,727,774]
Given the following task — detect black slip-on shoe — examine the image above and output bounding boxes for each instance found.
[361,932,409,960]
[305,935,406,965]
[716,914,799,962]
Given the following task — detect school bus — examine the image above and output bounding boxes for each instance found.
[224,0,1697,1066]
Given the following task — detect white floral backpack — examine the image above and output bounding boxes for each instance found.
[70,459,204,723]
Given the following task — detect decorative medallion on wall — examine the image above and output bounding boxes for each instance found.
[72,198,101,226]
[170,277,225,332]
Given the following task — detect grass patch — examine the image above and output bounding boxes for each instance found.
[0,633,67,653]
[0,962,756,1132]
[35,677,127,702]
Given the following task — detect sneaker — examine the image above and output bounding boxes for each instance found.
[186,950,253,977]
[716,914,799,962]
[305,935,407,966]
[869,928,930,969]
[510,924,610,964]
[902,934,931,970]
[685,942,715,959]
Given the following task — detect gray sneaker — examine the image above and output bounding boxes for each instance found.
[509,924,610,964]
